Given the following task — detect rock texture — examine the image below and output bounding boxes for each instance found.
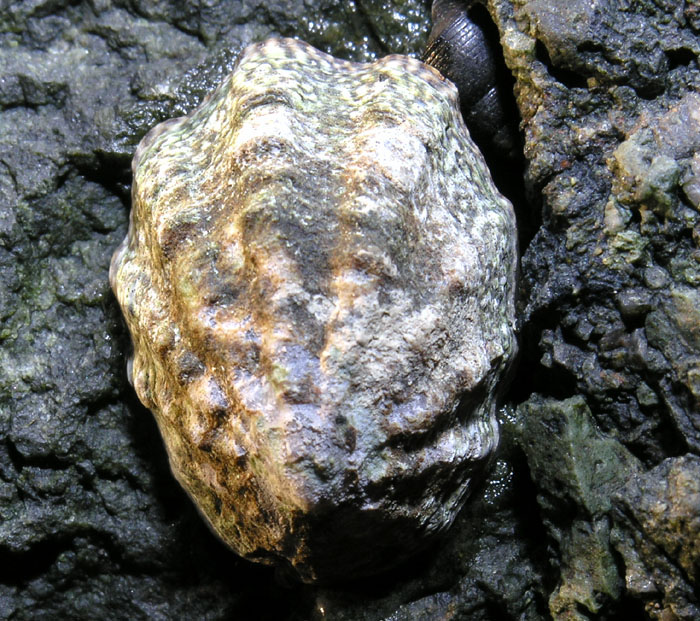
[612,455,700,620]
[110,36,518,583]
[495,0,700,617]
[1,0,699,618]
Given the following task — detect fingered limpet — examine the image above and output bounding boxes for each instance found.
[110,36,517,583]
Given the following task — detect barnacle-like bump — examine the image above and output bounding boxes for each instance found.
[110,37,518,583]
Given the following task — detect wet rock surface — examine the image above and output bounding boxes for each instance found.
[612,455,700,620]
[0,0,698,618]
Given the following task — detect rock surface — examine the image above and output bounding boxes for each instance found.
[110,36,517,583]
[0,0,698,618]
[612,455,700,620]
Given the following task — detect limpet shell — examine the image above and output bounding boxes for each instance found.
[110,37,518,583]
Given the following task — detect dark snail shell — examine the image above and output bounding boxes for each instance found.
[423,0,520,166]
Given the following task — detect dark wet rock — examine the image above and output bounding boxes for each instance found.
[612,455,700,620]
[1,0,699,618]
[494,0,700,616]
[494,0,700,464]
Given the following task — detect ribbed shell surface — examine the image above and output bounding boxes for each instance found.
[110,37,517,583]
